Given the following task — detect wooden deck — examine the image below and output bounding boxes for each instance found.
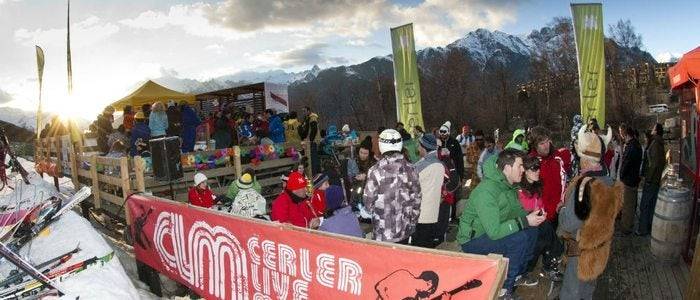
[438,225,691,299]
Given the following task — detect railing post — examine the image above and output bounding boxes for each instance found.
[233,146,242,178]
[120,157,131,224]
[89,155,101,210]
[134,156,146,193]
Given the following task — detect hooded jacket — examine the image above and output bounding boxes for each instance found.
[413,151,445,224]
[363,152,422,242]
[457,155,528,244]
[268,114,286,143]
[148,111,168,137]
[531,148,571,221]
[231,188,267,218]
[319,206,364,238]
[271,191,316,228]
[505,129,528,151]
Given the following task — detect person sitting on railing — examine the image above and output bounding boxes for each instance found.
[130,112,150,157]
[230,173,267,219]
[319,185,363,238]
[189,173,215,209]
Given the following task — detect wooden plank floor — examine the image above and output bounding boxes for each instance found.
[438,225,691,299]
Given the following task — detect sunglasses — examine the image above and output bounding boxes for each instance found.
[439,130,448,134]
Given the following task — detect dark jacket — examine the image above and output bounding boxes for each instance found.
[166,106,182,137]
[643,135,665,186]
[440,136,464,180]
[319,206,364,238]
[180,105,200,153]
[130,122,150,156]
[619,138,643,187]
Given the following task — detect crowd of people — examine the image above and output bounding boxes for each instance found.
[85,99,666,300]
[87,101,325,159]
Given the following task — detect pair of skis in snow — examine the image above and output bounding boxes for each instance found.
[0,187,94,298]
[0,244,114,299]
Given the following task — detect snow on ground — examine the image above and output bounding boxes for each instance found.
[0,158,145,299]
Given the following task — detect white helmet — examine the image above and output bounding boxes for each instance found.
[378,129,403,154]
[194,173,207,186]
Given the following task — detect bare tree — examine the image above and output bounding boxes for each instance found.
[608,19,643,49]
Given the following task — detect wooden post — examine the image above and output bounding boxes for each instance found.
[120,157,132,225]
[205,123,211,150]
[69,150,79,188]
[687,234,700,300]
[134,156,146,193]
[233,146,242,178]
[53,137,61,191]
[89,155,101,210]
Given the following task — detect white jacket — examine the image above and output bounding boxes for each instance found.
[231,188,267,218]
[416,160,445,224]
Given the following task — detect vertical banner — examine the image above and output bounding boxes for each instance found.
[127,195,507,299]
[35,46,45,139]
[571,3,605,126]
[391,24,425,131]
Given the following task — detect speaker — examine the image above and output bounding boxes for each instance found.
[150,136,183,181]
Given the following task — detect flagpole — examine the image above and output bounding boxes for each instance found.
[67,0,72,95]
[35,46,45,139]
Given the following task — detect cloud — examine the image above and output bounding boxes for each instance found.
[14,16,119,47]
[205,43,225,53]
[205,0,519,46]
[0,89,12,104]
[119,3,252,40]
[159,67,179,78]
[655,52,681,63]
[251,43,349,68]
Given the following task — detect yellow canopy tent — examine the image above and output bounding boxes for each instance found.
[109,80,196,111]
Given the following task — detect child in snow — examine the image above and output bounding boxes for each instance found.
[230,173,267,219]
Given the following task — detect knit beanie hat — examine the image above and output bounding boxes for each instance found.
[313,173,329,189]
[286,172,307,191]
[440,121,451,134]
[236,173,253,189]
[419,134,438,151]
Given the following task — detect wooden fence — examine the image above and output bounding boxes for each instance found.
[37,134,312,221]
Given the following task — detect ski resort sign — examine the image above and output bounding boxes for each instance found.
[127,195,506,300]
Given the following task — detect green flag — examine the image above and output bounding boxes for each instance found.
[391,23,424,131]
[571,3,605,126]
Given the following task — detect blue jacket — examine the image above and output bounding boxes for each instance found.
[149,111,168,137]
[130,122,150,156]
[268,115,285,143]
[319,206,364,238]
[238,121,253,139]
[180,105,201,153]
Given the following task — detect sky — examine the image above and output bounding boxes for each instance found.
[0,0,698,119]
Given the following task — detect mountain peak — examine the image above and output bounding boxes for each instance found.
[447,28,532,64]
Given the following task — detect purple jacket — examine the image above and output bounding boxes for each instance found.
[319,206,364,238]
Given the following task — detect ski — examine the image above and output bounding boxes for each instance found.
[0,251,114,299]
[8,186,91,251]
[0,243,63,296]
[0,244,80,288]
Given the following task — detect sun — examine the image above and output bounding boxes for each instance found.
[44,94,102,123]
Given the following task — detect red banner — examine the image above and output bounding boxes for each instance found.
[127,195,506,300]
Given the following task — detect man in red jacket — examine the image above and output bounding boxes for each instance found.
[271,172,320,228]
[527,126,571,222]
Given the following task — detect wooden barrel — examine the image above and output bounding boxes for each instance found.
[650,186,692,262]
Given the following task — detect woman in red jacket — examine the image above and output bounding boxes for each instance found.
[271,172,320,228]
[189,173,215,208]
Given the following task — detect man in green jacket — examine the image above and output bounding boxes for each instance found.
[457,148,545,299]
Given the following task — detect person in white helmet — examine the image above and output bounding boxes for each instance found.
[363,129,422,244]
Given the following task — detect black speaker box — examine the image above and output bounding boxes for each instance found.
[150,136,183,181]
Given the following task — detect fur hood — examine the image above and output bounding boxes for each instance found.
[564,174,623,281]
